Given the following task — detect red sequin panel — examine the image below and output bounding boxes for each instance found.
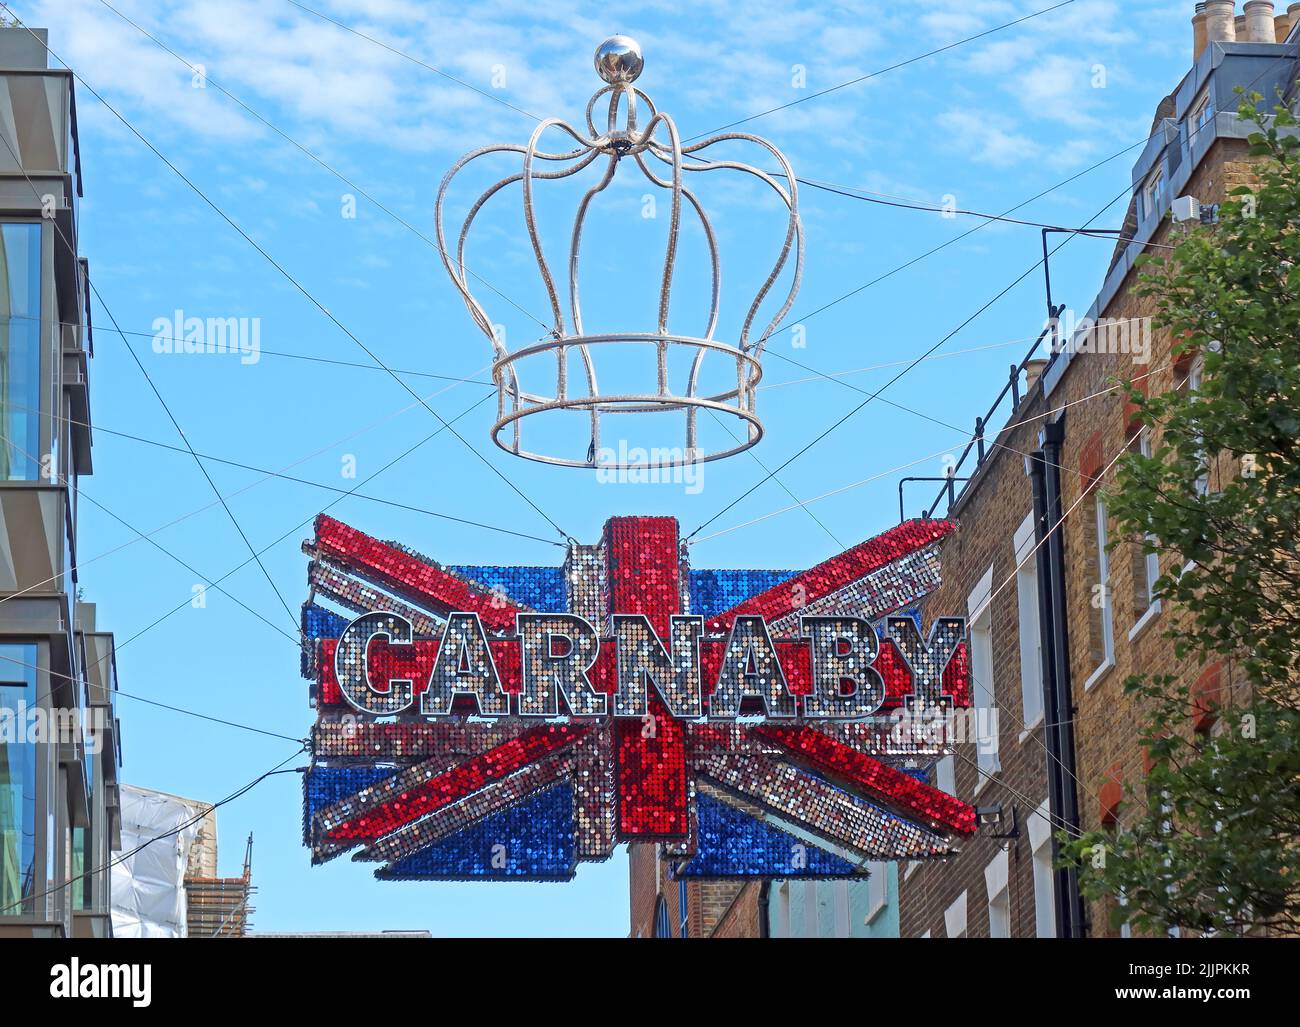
[616,698,688,837]
[778,639,814,697]
[697,639,813,699]
[942,640,971,707]
[705,519,956,633]
[755,725,977,835]
[588,640,619,695]
[875,638,914,709]
[314,515,523,633]
[607,516,690,838]
[325,724,589,842]
[604,516,680,638]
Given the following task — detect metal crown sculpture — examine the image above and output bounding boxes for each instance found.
[435,35,803,469]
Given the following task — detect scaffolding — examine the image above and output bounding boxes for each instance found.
[185,833,255,938]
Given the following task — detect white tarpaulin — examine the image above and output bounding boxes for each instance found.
[110,786,206,938]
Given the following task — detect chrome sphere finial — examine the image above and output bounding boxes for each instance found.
[594,35,643,84]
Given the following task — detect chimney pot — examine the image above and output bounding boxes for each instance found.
[1023,359,1049,395]
[1205,0,1239,43]
[1287,2,1300,38]
[1194,6,1211,58]
[1243,0,1276,40]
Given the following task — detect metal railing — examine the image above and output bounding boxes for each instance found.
[900,303,1064,521]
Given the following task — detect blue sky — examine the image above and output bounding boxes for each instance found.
[19,0,1196,935]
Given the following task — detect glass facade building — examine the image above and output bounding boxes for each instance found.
[0,26,123,939]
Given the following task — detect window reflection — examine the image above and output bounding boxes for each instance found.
[0,223,42,481]
[0,642,39,916]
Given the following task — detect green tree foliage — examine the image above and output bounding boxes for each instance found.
[1062,95,1300,937]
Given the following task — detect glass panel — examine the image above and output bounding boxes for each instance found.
[653,896,670,937]
[1127,434,1155,619]
[971,609,998,775]
[0,643,39,916]
[1083,495,1113,671]
[0,224,43,481]
[73,741,94,912]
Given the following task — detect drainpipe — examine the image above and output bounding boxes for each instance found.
[1027,418,1086,937]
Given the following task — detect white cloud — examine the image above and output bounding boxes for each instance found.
[936,108,1040,167]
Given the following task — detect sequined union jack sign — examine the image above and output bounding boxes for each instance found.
[299,514,976,882]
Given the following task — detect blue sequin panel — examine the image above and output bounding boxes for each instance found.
[448,565,567,612]
[303,765,398,847]
[376,783,576,882]
[302,603,350,640]
[688,569,799,620]
[301,603,350,678]
[673,793,864,878]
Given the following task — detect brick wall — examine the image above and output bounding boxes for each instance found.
[625,134,1267,940]
[899,135,1263,937]
[710,882,764,937]
[900,374,1055,938]
[1059,137,1258,937]
[628,842,659,937]
[628,844,765,937]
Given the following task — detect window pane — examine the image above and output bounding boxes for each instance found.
[1016,566,1042,727]
[971,611,998,774]
[1127,435,1154,618]
[653,896,670,938]
[0,643,39,916]
[0,224,43,481]
[1083,495,1113,671]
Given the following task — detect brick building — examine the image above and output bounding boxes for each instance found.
[627,2,1298,940]
[898,0,1299,938]
[630,838,762,937]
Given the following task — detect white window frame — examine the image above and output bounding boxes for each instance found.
[1014,513,1044,740]
[1029,799,1057,938]
[1142,163,1165,221]
[985,849,1011,938]
[1186,356,1209,496]
[968,566,1000,790]
[1171,356,1210,582]
[945,891,968,938]
[1128,432,1163,641]
[934,754,956,798]
[865,862,889,926]
[1190,89,1213,141]
[1083,496,1115,691]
